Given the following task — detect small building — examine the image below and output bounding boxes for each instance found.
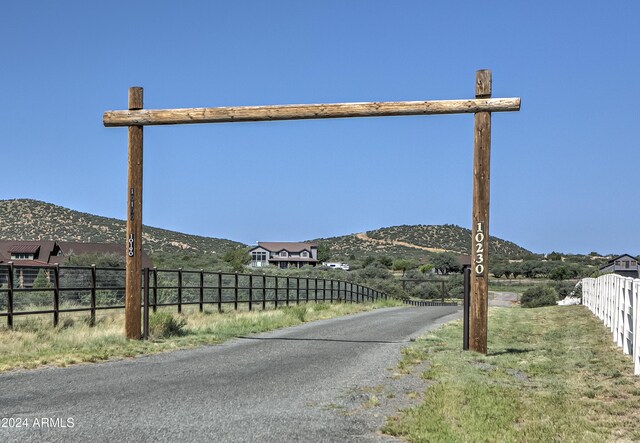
[249,242,319,269]
[0,240,152,288]
[599,254,640,278]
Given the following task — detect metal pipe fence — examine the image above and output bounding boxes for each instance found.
[0,263,391,328]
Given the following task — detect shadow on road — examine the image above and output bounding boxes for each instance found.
[237,336,407,344]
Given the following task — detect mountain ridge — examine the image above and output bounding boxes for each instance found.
[0,199,244,255]
[1,199,531,259]
[312,224,531,260]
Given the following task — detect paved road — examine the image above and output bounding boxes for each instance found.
[0,306,460,442]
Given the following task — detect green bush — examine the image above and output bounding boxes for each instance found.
[521,285,558,308]
[149,312,186,338]
[553,281,577,299]
[284,305,308,322]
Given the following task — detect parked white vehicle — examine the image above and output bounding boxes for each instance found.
[323,262,350,271]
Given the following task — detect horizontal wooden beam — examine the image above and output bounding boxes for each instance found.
[103,97,520,127]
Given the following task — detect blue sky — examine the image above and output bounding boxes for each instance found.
[1,1,638,255]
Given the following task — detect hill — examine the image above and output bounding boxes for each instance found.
[314,224,531,260]
[1,200,531,264]
[0,199,245,256]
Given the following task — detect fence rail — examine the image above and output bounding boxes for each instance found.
[582,274,640,375]
[0,264,396,328]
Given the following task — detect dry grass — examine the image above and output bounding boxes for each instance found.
[0,300,400,373]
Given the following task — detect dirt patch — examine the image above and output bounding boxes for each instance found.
[488,291,519,307]
[355,232,451,254]
[319,360,435,441]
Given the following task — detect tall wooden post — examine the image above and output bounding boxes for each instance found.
[125,87,143,339]
[470,70,491,354]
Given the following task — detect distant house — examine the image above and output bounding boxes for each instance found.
[0,240,153,288]
[599,254,640,278]
[249,242,318,269]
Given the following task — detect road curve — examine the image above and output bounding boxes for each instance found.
[0,306,460,443]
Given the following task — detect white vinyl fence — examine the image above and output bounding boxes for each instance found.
[582,274,640,375]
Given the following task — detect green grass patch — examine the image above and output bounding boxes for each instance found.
[384,305,640,442]
[0,300,402,373]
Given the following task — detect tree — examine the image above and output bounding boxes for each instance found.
[519,260,545,278]
[547,251,563,261]
[222,248,251,272]
[549,265,570,281]
[66,252,125,268]
[419,263,434,274]
[378,256,393,268]
[509,264,522,279]
[392,259,415,277]
[32,269,52,289]
[316,243,331,262]
[491,264,508,279]
[431,253,461,275]
[362,256,376,268]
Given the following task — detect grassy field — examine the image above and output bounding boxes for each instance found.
[384,305,640,442]
[488,278,550,294]
[0,300,400,373]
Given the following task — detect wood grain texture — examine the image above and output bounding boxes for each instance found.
[470,70,492,354]
[125,87,143,340]
[103,97,520,127]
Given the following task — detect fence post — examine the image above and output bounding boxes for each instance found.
[7,263,13,329]
[296,277,300,305]
[91,264,97,325]
[199,269,204,313]
[285,276,290,306]
[53,264,60,327]
[314,278,318,303]
[262,274,267,310]
[217,272,223,313]
[177,268,183,314]
[306,277,310,303]
[143,267,149,340]
[463,266,471,350]
[323,279,326,302]
[234,272,239,311]
[249,274,253,311]
[153,267,158,313]
[274,276,279,308]
[330,280,334,303]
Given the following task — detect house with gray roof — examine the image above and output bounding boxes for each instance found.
[249,242,318,269]
[599,254,639,278]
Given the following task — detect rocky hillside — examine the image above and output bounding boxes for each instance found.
[1,200,531,262]
[0,199,245,255]
[314,224,530,260]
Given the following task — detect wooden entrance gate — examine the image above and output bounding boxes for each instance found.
[103,69,520,354]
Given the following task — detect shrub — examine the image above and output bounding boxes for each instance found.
[285,305,308,322]
[312,303,330,312]
[553,281,577,299]
[149,312,186,338]
[521,285,557,308]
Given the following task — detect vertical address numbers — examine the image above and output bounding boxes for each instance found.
[474,222,485,275]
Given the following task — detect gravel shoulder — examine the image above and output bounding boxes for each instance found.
[0,306,460,442]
